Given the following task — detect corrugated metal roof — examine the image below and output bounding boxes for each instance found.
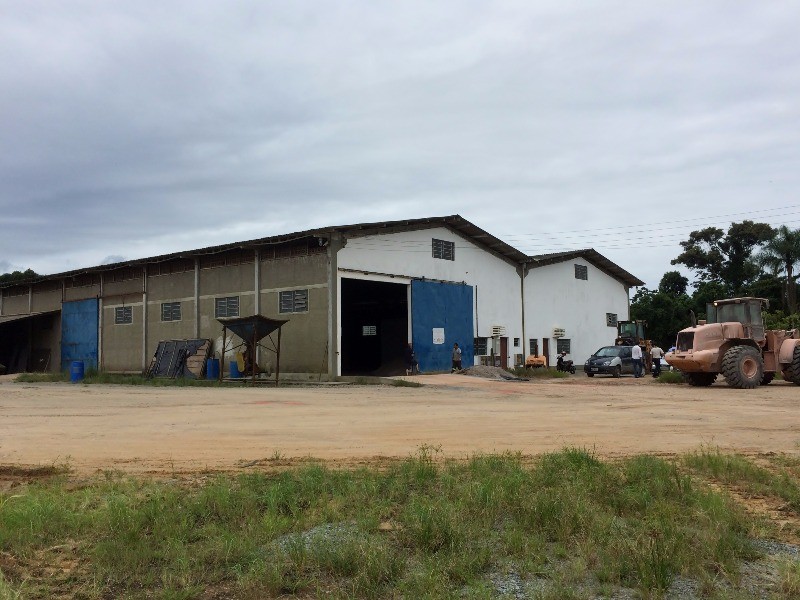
[0,215,529,289]
[528,249,645,287]
[0,216,642,289]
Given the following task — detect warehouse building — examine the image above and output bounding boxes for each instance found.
[524,250,641,368]
[0,215,643,377]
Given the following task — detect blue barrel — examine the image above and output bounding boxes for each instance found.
[206,358,220,380]
[230,360,241,378]
[70,361,85,383]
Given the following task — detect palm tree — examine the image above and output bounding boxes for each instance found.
[756,225,800,314]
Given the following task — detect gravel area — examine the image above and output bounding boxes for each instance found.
[461,365,521,380]
[482,538,800,598]
[268,523,800,598]
[274,522,359,551]
[750,538,800,557]
[664,576,700,599]
[489,570,526,598]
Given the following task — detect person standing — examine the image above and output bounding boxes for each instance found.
[650,345,664,377]
[404,343,414,376]
[451,342,462,372]
[631,344,643,378]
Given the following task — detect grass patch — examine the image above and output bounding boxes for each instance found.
[778,557,800,597]
[14,372,68,383]
[391,379,423,388]
[656,371,685,384]
[0,449,765,598]
[349,376,385,386]
[685,447,800,511]
[510,366,570,379]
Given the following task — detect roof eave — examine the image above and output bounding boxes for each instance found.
[527,249,644,287]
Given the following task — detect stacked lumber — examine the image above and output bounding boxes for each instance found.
[185,340,211,378]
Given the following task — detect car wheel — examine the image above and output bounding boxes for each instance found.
[612,366,621,378]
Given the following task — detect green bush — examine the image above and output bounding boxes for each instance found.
[656,371,684,384]
[510,366,569,379]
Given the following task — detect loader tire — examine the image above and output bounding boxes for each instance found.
[683,372,717,387]
[761,372,775,386]
[721,345,763,389]
[784,344,800,385]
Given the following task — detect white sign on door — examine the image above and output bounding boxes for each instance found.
[432,328,445,345]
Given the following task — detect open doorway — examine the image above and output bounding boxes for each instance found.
[340,278,408,375]
[0,312,60,374]
[0,320,30,374]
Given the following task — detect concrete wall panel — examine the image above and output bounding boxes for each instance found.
[260,254,328,288]
[1,294,29,315]
[31,290,61,313]
[65,284,100,302]
[258,287,328,373]
[104,278,143,298]
[147,271,194,301]
[148,299,197,345]
[102,303,143,371]
[201,264,254,297]
[198,292,256,358]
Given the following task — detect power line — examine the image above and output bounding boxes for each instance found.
[346,216,800,252]
[497,203,799,238]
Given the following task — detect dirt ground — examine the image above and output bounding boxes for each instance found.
[1,374,799,475]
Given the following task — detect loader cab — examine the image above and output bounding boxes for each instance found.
[617,320,645,344]
[706,297,767,341]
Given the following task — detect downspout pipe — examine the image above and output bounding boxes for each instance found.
[327,233,345,378]
[254,248,261,366]
[98,274,104,371]
[194,258,200,338]
[142,266,148,373]
[519,262,528,358]
[627,285,632,319]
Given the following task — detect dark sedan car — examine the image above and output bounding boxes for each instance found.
[584,346,635,378]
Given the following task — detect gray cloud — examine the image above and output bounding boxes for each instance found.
[100,255,126,265]
[1,1,798,287]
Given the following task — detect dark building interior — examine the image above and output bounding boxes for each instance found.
[340,278,408,375]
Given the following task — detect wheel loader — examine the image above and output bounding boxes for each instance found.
[525,354,547,368]
[665,297,800,388]
[615,320,653,372]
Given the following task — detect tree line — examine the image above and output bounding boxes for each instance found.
[0,268,38,286]
[631,221,800,349]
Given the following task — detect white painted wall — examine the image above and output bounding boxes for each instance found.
[337,226,524,368]
[524,259,630,367]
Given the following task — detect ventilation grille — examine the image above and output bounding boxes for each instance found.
[491,325,506,337]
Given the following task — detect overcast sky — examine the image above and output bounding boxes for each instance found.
[1,1,798,289]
